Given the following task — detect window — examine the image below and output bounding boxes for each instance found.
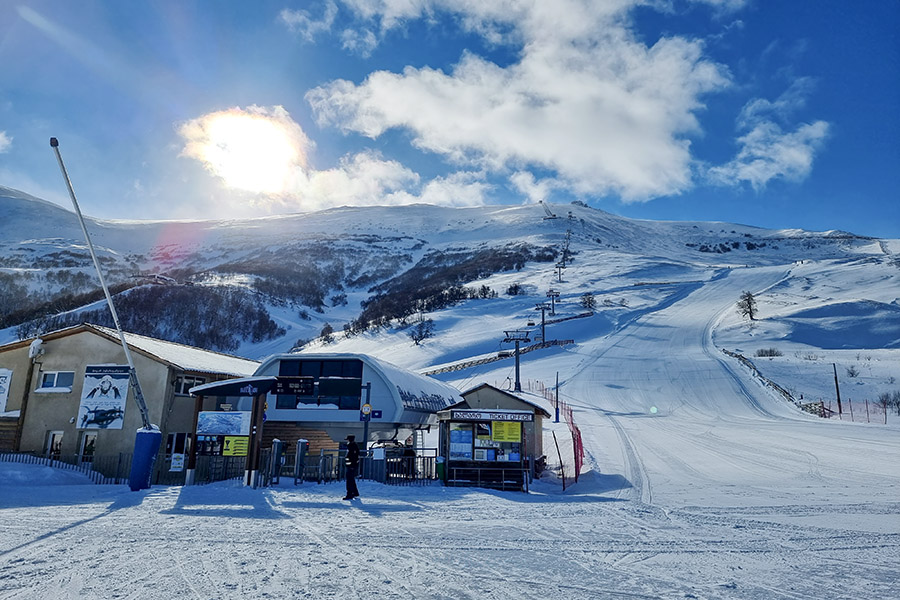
[175,375,206,395]
[276,359,363,410]
[79,432,98,464]
[165,432,190,454]
[448,421,522,462]
[38,371,75,392]
[449,423,473,460]
[45,430,64,458]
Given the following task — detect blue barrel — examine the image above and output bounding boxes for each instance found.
[129,428,163,491]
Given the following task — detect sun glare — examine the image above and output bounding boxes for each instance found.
[198,113,300,194]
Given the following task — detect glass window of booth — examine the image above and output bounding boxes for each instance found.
[449,420,522,462]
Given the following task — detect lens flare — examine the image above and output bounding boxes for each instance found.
[180,106,310,195]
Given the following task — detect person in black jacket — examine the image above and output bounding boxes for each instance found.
[343,434,360,500]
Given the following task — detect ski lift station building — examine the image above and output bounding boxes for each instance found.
[207,353,463,452]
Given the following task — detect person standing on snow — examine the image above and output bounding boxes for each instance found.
[343,434,360,500]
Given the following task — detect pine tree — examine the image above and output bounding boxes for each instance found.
[580,292,596,310]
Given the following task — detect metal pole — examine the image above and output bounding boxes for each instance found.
[555,371,560,423]
[541,307,546,343]
[49,138,153,430]
[832,363,842,417]
[514,340,522,392]
[185,394,203,486]
[362,383,372,452]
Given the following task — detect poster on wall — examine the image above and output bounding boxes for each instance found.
[491,421,522,442]
[169,453,185,472]
[77,365,129,429]
[0,368,11,413]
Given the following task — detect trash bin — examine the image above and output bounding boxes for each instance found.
[436,456,446,482]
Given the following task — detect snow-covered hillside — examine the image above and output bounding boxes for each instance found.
[1,185,899,598]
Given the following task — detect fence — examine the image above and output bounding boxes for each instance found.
[721,349,796,404]
[0,451,246,486]
[0,451,122,484]
[508,379,584,486]
[817,399,890,424]
[257,447,440,488]
[445,465,530,492]
[2,446,444,488]
[421,339,574,376]
[721,349,892,425]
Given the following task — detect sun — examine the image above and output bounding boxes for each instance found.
[180,107,309,195]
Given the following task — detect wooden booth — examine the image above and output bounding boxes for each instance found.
[437,386,550,492]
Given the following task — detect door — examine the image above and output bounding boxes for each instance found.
[79,432,98,464]
[45,430,64,459]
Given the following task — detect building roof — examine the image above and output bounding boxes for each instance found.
[458,383,553,418]
[0,323,259,377]
[258,352,462,413]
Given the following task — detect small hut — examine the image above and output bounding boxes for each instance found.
[437,384,550,491]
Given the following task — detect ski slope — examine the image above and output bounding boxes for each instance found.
[1,193,899,597]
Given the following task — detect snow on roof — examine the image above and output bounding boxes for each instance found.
[88,324,259,377]
[457,383,553,418]
[368,354,462,412]
[262,352,461,413]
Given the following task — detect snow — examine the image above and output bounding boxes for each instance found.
[1,191,899,597]
[2,257,899,597]
[88,324,260,377]
[1,458,897,599]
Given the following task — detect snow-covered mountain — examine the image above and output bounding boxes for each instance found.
[2,183,898,400]
[3,184,895,354]
[1,184,899,598]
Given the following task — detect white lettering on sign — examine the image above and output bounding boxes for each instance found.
[451,410,533,422]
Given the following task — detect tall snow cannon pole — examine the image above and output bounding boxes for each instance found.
[50,137,161,491]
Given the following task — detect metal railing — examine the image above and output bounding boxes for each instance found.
[0,451,130,484]
[2,447,443,488]
[256,447,440,487]
[446,465,530,492]
[0,451,246,486]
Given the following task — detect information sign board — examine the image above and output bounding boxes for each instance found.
[223,436,249,456]
[491,421,522,442]
[169,453,185,472]
[451,410,533,422]
[273,376,315,396]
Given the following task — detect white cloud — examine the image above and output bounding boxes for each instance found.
[290,154,489,210]
[688,0,748,13]
[388,171,491,207]
[178,104,488,213]
[340,28,379,57]
[509,171,559,204]
[292,150,419,209]
[710,80,829,189]
[306,0,731,202]
[737,77,815,128]
[708,120,829,189]
[279,1,338,42]
[0,131,11,152]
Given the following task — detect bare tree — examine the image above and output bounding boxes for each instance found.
[737,291,757,321]
[408,316,435,345]
[580,292,596,311]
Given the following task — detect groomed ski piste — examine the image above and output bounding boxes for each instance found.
[1,202,899,598]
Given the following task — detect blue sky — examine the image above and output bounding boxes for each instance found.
[1,1,897,237]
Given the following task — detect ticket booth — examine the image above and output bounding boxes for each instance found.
[437,407,535,492]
